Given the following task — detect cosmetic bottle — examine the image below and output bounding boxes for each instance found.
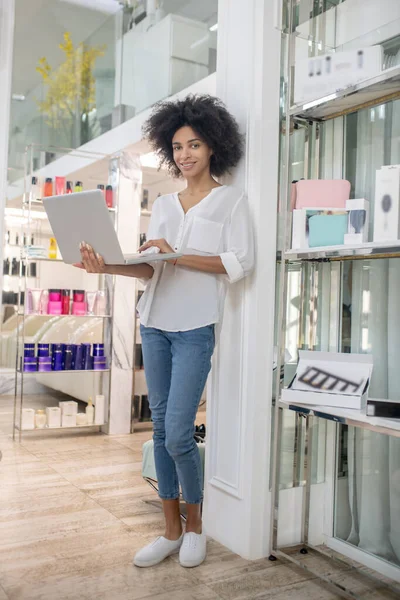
[105,185,113,208]
[74,181,83,193]
[37,343,50,357]
[66,181,73,194]
[44,178,53,197]
[48,237,57,259]
[29,289,42,314]
[30,176,40,203]
[63,344,74,371]
[52,348,63,371]
[35,410,47,429]
[55,176,66,195]
[95,290,107,315]
[86,398,94,425]
[62,289,70,314]
[40,290,49,314]
[86,291,97,315]
[94,395,105,425]
[49,289,61,302]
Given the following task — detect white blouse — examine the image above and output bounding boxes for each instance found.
[137,185,254,332]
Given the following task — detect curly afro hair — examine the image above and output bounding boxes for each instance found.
[142,94,243,179]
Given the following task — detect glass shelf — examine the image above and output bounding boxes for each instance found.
[284,240,400,262]
[290,65,400,121]
[279,400,400,438]
[17,369,110,374]
[15,423,103,432]
[18,313,111,318]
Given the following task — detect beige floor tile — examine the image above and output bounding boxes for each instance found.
[208,564,312,600]
[251,579,341,599]
[1,562,201,600]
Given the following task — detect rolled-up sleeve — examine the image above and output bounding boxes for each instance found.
[220,193,254,284]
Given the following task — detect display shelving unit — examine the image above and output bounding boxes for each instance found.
[12,144,118,440]
[270,2,400,597]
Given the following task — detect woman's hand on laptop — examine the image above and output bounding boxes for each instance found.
[73,242,106,273]
[138,238,174,255]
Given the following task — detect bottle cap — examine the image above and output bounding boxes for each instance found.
[66,181,73,189]
[32,176,38,184]
[97,184,105,190]
[45,177,52,183]
[106,185,112,190]
[62,289,71,296]
[75,181,83,186]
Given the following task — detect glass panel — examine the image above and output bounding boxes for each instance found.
[335,425,400,567]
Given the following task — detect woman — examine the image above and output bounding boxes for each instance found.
[77,94,254,568]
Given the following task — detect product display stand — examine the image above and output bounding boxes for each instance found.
[12,144,117,441]
[270,3,400,597]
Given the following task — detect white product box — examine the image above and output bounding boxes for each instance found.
[281,350,373,410]
[294,46,383,105]
[21,408,35,430]
[62,413,77,428]
[46,406,61,428]
[344,199,369,244]
[94,394,105,426]
[59,400,78,416]
[291,207,347,249]
[373,167,400,242]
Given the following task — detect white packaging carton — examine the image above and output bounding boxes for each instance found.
[62,413,77,428]
[344,199,369,244]
[294,46,383,105]
[281,351,373,410]
[21,408,35,430]
[94,394,105,425]
[46,406,61,428]
[59,400,78,415]
[373,166,400,242]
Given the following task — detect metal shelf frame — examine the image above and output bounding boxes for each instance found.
[12,143,119,441]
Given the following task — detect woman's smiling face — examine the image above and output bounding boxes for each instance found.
[172,126,213,179]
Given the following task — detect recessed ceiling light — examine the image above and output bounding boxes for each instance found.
[209,23,218,32]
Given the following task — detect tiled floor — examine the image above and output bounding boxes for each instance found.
[0,393,398,599]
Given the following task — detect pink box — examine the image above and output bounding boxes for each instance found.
[295,180,351,210]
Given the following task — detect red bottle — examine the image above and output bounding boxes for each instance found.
[105,185,113,208]
[62,290,70,315]
[44,178,53,197]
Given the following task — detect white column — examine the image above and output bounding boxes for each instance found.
[0,0,15,295]
[203,0,282,559]
[105,150,140,434]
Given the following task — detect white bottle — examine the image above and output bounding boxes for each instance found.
[94,394,105,425]
[86,397,94,425]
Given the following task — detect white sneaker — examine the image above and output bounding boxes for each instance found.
[133,535,183,568]
[179,532,207,568]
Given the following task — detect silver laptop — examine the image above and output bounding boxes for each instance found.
[42,190,179,265]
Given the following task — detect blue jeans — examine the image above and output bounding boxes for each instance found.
[140,324,215,504]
